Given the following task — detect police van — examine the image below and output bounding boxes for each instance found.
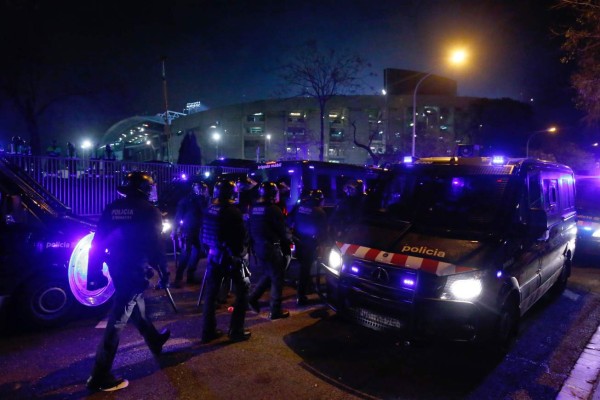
[574,175,600,257]
[248,160,382,215]
[0,157,101,327]
[320,156,576,348]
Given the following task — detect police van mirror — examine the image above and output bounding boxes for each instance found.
[529,209,549,240]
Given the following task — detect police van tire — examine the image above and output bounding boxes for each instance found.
[19,275,77,327]
[550,258,571,298]
[493,296,519,353]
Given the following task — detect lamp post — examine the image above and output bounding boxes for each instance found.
[265,134,271,160]
[526,126,557,158]
[411,48,468,157]
[212,132,221,159]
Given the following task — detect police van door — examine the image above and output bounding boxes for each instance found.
[538,174,574,289]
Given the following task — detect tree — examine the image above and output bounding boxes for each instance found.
[555,0,600,124]
[177,132,202,165]
[277,41,373,161]
[350,120,382,166]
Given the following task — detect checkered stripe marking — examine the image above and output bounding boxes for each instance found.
[336,241,475,276]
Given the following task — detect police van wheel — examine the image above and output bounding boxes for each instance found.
[19,276,77,327]
[550,258,571,298]
[493,297,519,353]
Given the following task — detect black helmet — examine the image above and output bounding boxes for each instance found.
[303,189,324,206]
[192,181,209,197]
[118,171,156,200]
[343,179,365,197]
[213,179,238,203]
[258,181,279,202]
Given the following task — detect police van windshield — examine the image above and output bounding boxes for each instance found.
[373,168,512,233]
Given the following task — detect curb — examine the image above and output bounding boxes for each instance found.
[557,324,600,399]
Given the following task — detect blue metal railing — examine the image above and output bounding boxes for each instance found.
[2,153,247,217]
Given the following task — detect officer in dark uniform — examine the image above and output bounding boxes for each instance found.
[247,182,292,319]
[86,171,171,392]
[288,189,329,305]
[329,179,366,239]
[200,179,251,343]
[172,180,209,287]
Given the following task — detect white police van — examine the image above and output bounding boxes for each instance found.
[321,156,576,349]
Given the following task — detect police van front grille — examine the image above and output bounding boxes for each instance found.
[343,258,417,304]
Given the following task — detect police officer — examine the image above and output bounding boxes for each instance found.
[86,171,170,392]
[247,182,292,319]
[288,189,329,306]
[172,180,209,287]
[200,179,251,343]
[329,179,366,239]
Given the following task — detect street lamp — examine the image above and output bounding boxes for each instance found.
[526,126,557,158]
[411,48,468,157]
[212,132,221,159]
[265,134,271,160]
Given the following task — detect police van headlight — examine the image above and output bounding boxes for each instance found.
[162,219,173,234]
[441,270,483,301]
[326,248,343,276]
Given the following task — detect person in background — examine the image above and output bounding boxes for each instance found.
[46,139,61,157]
[172,180,210,287]
[329,179,366,239]
[200,179,251,343]
[247,182,292,320]
[85,171,171,392]
[288,189,329,306]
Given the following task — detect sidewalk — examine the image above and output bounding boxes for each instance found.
[557,312,600,400]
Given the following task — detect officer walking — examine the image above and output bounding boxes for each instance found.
[172,180,209,287]
[200,179,251,343]
[288,189,329,305]
[247,182,292,319]
[86,171,171,392]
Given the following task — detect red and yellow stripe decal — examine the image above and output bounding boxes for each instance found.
[336,241,476,276]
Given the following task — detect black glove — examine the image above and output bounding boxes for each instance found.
[87,248,108,290]
[87,269,108,291]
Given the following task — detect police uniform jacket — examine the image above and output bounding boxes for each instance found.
[174,193,207,236]
[202,201,247,256]
[91,193,167,291]
[289,203,328,247]
[248,201,291,257]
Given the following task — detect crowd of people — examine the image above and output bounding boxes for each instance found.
[85,170,366,392]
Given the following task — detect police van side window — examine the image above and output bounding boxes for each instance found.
[543,179,559,215]
[527,172,543,210]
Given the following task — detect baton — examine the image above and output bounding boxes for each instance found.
[157,269,178,313]
[197,267,209,308]
[172,234,178,270]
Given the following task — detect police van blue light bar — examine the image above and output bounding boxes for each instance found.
[491,156,506,165]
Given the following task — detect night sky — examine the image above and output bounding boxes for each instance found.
[0,0,581,150]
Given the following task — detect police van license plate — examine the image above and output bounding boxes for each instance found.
[355,307,403,329]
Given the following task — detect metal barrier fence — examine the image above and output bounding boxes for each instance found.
[3,154,248,218]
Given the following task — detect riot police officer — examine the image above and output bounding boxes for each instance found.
[200,179,251,343]
[288,189,329,306]
[247,182,292,319]
[329,179,366,239]
[172,180,209,287]
[86,171,170,392]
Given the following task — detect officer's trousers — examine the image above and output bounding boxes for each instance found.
[201,253,250,337]
[248,248,285,314]
[91,288,161,379]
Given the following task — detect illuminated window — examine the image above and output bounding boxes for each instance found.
[247,112,265,122]
[246,127,263,135]
[330,129,344,142]
[288,111,305,123]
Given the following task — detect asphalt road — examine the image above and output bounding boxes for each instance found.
[1,257,600,400]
